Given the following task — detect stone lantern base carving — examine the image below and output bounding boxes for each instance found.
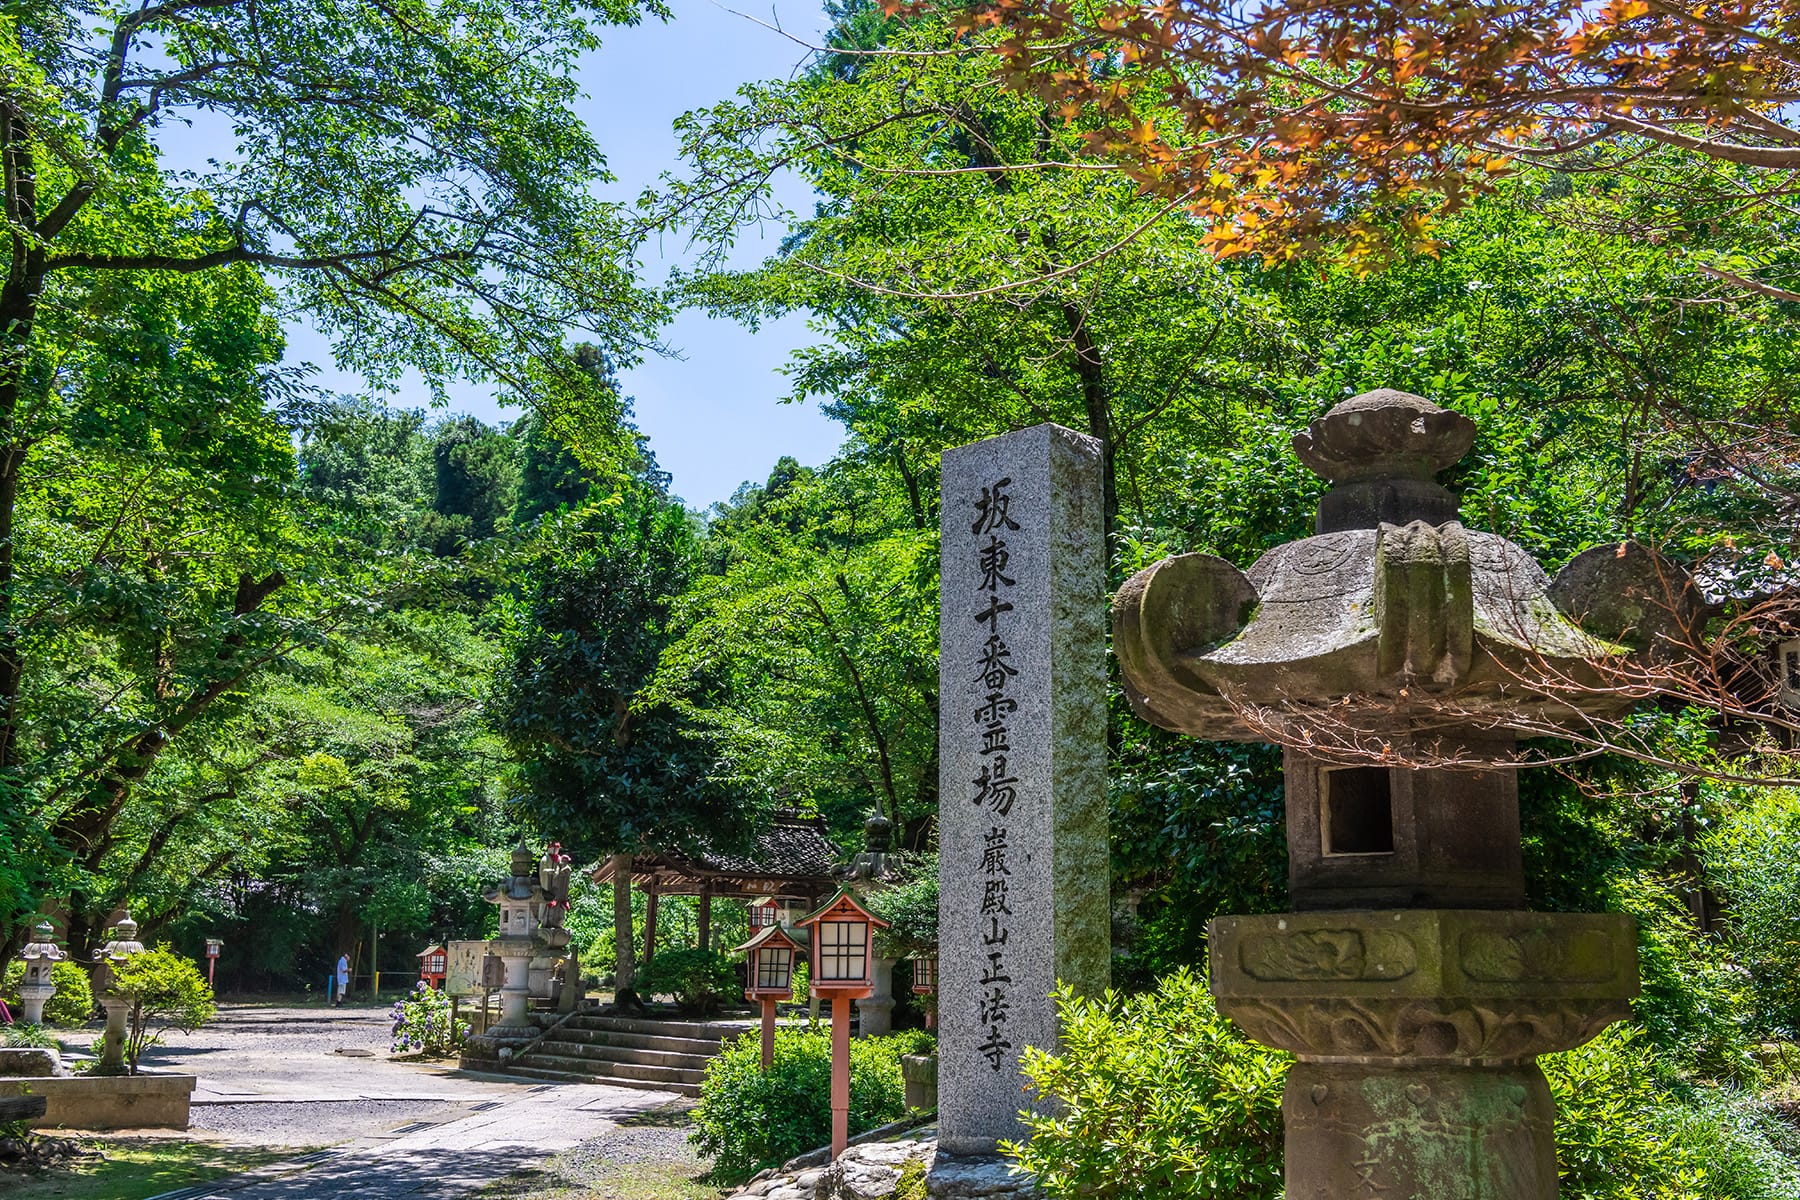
[1211,910,1637,1199]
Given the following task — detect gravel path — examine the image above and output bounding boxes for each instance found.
[190,1098,461,1146]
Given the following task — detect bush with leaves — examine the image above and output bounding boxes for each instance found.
[1546,1025,1800,1200]
[104,946,215,1075]
[390,982,470,1055]
[690,1026,908,1182]
[636,948,737,1016]
[1008,969,1287,1200]
[0,1022,60,1049]
[2,961,94,1027]
[1705,785,1800,1040]
[1008,971,1800,1200]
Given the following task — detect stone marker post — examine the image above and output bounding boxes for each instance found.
[937,424,1110,1156]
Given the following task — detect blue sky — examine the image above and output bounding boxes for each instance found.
[280,0,847,510]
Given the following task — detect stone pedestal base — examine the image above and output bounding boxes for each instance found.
[492,944,533,1033]
[1285,1060,1556,1200]
[94,998,130,1076]
[17,986,52,1026]
[1210,909,1639,1200]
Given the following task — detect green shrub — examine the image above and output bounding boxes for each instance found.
[690,1026,908,1182]
[105,945,215,1074]
[1705,785,1800,1039]
[789,960,810,1009]
[1546,1024,1800,1199]
[0,1022,60,1049]
[2,960,95,1027]
[390,981,469,1055]
[636,947,737,1016]
[1007,971,1800,1200]
[1007,969,1286,1200]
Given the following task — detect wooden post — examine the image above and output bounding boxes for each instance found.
[697,882,713,953]
[761,995,778,1069]
[830,994,852,1160]
[643,879,660,965]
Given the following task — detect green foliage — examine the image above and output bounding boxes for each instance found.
[494,478,752,862]
[107,946,215,1075]
[869,858,937,959]
[636,949,737,1017]
[390,982,470,1055]
[1007,970,1287,1200]
[1009,972,1800,1200]
[0,1022,62,1050]
[1545,1026,1800,1200]
[2,961,94,1028]
[690,1027,908,1183]
[789,960,811,1010]
[1705,786,1800,1039]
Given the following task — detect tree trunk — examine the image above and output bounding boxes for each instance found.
[610,853,637,1002]
[1061,302,1118,544]
[697,883,712,953]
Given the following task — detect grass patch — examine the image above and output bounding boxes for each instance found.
[0,1137,301,1200]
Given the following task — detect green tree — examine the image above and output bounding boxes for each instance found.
[106,944,216,1075]
[493,471,758,999]
[0,0,667,927]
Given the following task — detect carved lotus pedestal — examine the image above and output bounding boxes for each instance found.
[1210,910,1638,1199]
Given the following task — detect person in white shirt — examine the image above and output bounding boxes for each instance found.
[335,954,351,1007]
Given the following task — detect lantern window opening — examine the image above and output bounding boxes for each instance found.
[1322,766,1396,856]
[756,946,794,991]
[912,955,937,991]
[818,920,868,982]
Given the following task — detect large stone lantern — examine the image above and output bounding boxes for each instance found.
[17,920,66,1025]
[91,913,147,1076]
[1113,389,1668,1199]
[480,843,556,1033]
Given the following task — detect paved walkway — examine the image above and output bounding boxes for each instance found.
[128,1004,683,1199]
[158,1080,676,1199]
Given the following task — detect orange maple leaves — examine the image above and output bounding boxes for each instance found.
[941,0,1800,266]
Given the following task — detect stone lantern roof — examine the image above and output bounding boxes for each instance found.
[21,920,64,963]
[1114,389,1687,742]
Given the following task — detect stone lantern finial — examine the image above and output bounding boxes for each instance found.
[1291,389,1478,533]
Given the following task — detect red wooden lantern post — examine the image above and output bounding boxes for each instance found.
[736,924,806,1068]
[204,938,223,988]
[416,944,448,990]
[797,889,889,1161]
[748,896,781,929]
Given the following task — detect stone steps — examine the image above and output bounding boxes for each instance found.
[549,1026,726,1056]
[530,1039,713,1071]
[496,1010,746,1097]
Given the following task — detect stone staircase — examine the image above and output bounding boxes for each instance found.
[500,1012,751,1097]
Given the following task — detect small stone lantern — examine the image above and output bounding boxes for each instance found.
[798,888,890,1159]
[1113,389,1673,1199]
[736,923,806,1067]
[91,913,147,1076]
[17,920,66,1025]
